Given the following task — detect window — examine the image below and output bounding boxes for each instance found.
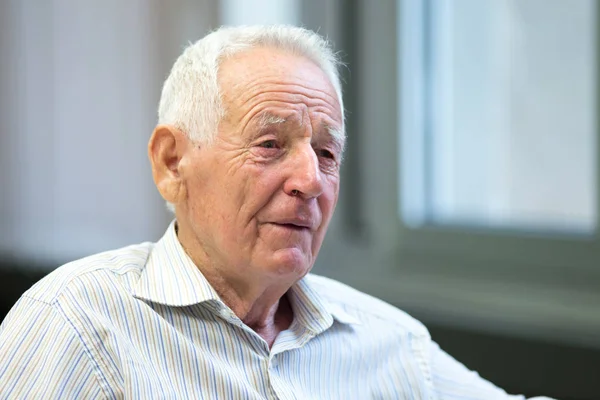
[393,0,600,346]
[401,0,597,234]
[317,0,600,349]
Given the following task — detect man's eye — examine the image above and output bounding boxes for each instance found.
[317,149,335,160]
[258,140,277,149]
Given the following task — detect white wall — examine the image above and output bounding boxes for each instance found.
[0,0,218,266]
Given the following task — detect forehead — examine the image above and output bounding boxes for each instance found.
[217,47,344,132]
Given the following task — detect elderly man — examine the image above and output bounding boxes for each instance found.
[0,26,553,399]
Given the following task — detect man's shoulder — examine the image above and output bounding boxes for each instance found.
[23,242,154,305]
[305,273,429,337]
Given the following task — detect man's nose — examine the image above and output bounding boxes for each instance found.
[284,145,324,199]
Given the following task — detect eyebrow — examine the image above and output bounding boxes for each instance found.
[255,111,346,151]
[256,112,288,130]
[323,123,346,153]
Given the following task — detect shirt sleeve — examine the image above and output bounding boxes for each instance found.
[0,295,107,399]
[428,340,556,400]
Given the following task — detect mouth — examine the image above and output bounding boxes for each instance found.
[272,217,314,230]
[274,222,310,231]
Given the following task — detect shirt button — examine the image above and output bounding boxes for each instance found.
[270,357,278,368]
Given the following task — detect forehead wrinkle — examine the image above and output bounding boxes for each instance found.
[236,80,341,112]
[239,106,301,135]
[226,77,343,137]
[239,92,341,130]
[240,96,333,135]
[240,75,339,100]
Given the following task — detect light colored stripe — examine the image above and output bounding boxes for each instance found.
[0,222,549,399]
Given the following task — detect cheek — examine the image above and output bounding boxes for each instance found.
[205,166,274,237]
[184,172,233,234]
[244,166,286,209]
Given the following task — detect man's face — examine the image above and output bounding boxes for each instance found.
[177,47,344,283]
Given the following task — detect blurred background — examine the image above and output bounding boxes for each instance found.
[1,0,599,398]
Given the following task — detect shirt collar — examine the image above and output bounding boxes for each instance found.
[288,277,361,334]
[132,220,221,306]
[133,221,360,328]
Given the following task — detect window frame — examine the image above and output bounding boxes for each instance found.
[396,0,600,288]
[316,0,600,350]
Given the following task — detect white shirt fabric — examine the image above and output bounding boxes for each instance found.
[0,222,555,399]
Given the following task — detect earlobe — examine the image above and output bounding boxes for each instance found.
[148,125,188,205]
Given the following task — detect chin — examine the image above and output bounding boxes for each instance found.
[269,248,312,277]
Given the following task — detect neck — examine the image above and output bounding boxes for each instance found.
[201,262,296,348]
[176,223,295,347]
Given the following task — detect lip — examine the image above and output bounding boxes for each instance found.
[270,218,314,230]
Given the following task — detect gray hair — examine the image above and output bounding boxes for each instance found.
[157,25,346,213]
[158,25,345,143]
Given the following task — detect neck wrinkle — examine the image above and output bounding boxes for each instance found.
[176,220,295,343]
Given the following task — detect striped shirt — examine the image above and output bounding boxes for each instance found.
[0,222,553,399]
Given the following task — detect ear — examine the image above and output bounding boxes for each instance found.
[148,125,190,206]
